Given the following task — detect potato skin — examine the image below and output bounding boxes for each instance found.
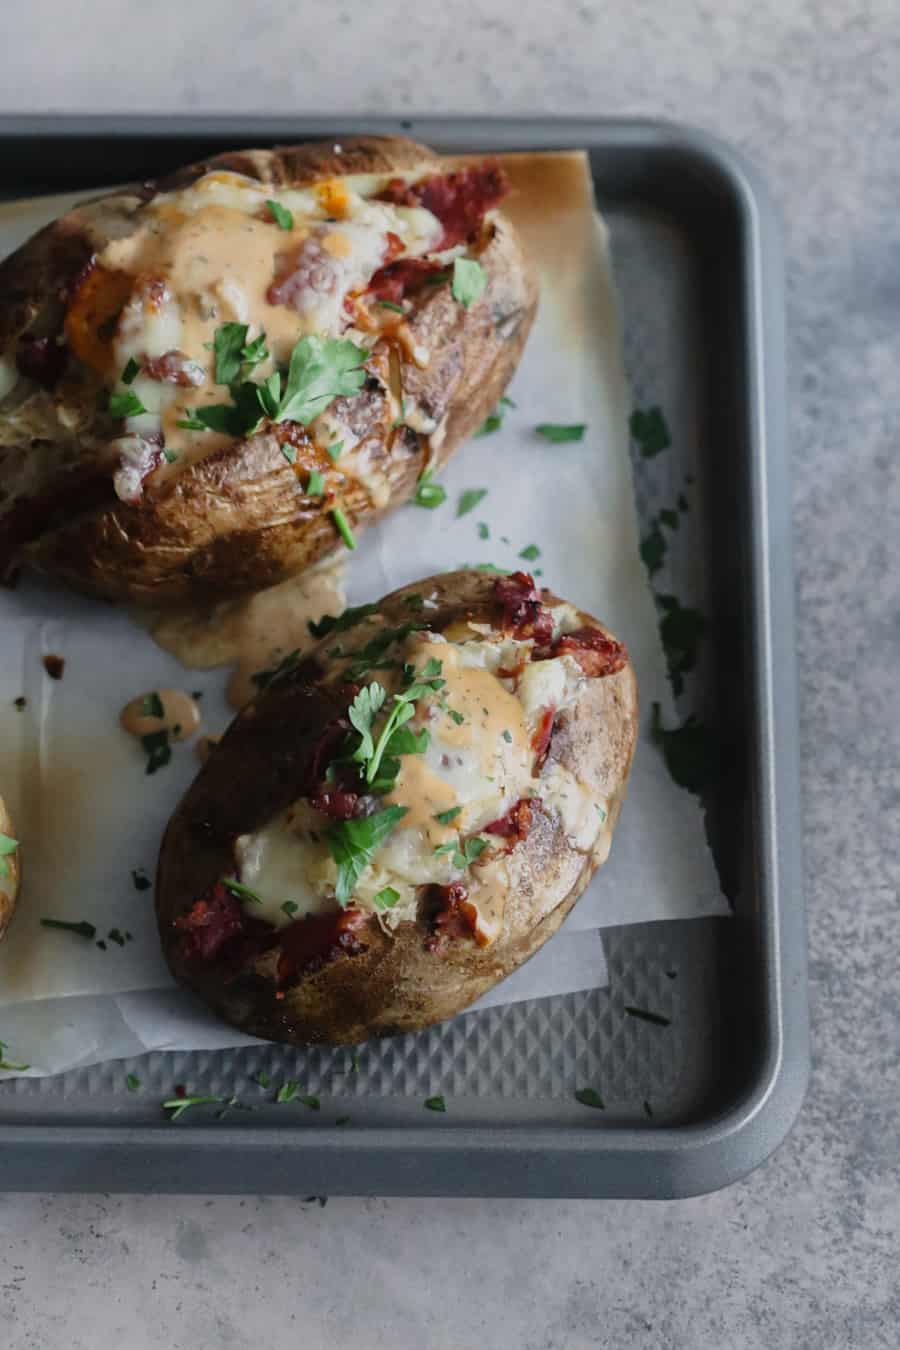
[0,137,537,605]
[0,795,19,941]
[155,570,638,1046]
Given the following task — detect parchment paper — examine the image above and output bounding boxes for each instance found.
[0,153,726,1077]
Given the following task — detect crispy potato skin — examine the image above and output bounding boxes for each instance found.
[0,137,537,605]
[155,570,638,1046]
[0,796,19,941]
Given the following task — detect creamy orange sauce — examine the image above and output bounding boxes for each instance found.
[384,758,458,848]
[119,688,201,741]
[147,559,346,710]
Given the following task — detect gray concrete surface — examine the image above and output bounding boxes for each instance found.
[1,2,899,1347]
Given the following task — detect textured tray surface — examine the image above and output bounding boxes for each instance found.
[0,118,806,1196]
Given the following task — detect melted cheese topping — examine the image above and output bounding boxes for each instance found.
[69,170,442,465]
[229,614,609,941]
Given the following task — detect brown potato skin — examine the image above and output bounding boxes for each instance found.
[155,570,638,1046]
[0,795,19,941]
[0,137,537,605]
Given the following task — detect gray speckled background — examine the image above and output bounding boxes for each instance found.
[1,2,899,1347]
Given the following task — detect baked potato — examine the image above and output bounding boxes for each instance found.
[156,569,637,1045]
[0,795,20,940]
[0,136,536,606]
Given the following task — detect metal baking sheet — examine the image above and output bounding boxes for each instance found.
[0,116,807,1198]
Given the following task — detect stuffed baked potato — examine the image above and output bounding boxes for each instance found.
[0,137,536,605]
[0,795,20,941]
[156,569,637,1045]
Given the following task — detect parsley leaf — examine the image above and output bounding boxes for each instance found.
[451,257,486,308]
[141,730,171,775]
[535,423,586,443]
[0,833,17,881]
[327,806,408,906]
[163,1095,225,1121]
[222,878,264,906]
[373,886,401,911]
[109,390,147,419]
[266,199,294,230]
[276,1080,300,1103]
[281,900,299,918]
[477,522,490,540]
[326,439,344,462]
[448,709,465,725]
[121,357,140,385]
[348,682,388,763]
[126,1073,141,1093]
[131,868,151,892]
[139,691,165,719]
[434,806,462,825]
[574,1088,605,1109]
[308,603,380,640]
[474,394,515,438]
[306,469,326,496]
[40,918,96,939]
[519,543,541,561]
[331,507,356,550]
[457,488,487,518]
[275,335,367,425]
[424,1095,447,1112]
[377,299,405,313]
[176,414,206,432]
[214,323,251,386]
[413,469,447,509]
[434,835,488,871]
[630,406,671,458]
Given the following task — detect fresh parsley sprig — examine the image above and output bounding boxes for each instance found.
[327,806,409,906]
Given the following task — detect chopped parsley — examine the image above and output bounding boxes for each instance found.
[373,886,401,911]
[126,1073,141,1093]
[265,199,294,230]
[273,335,367,425]
[163,449,179,464]
[40,918,96,940]
[0,833,17,881]
[331,507,356,550]
[327,806,409,906]
[298,1094,321,1110]
[624,1005,671,1027]
[308,602,380,640]
[434,835,488,870]
[109,390,146,420]
[139,691,165,719]
[339,623,427,683]
[223,878,264,906]
[213,322,269,385]
[253,1072,271,1089]
[535,423,586,443]
[457,487,487,518]
[451,257,486,308]
[276,1080,300,1103]
[281,900,299,918]
[413,468,447,509]
[176,414,206,432]
[141,730,171,775]
[424,1095,447,1112]
[377,299,405,313]
[501,729,512,743]
[163,1094,225,1121]
[306,469,326,496]
[434,806,462,825]
[326,439,344,462]
[474,394,515,438]
[13,697,26,710]
[121,357,140,385]
[519,543,541,561]
[335,1115,351,1127]
[348,682,388,763]
[659,507,679,530]
[351,660,444,790]
[574,1088,605,1109]
[630,406,671,458]
[404,592,425,611]
[448,709,465,725]
[0,1040,29,1072]
[251,649,302,690]
[477,522,490,540]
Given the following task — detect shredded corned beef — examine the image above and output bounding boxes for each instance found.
[276,907,368,985]
[174,883,249,963]
[425,883,479,952]
[142,350,204,386]
[15,334,67,389]
[493,571,553,643]
[484,797,534,842]
[551,627,628,678]
[377,163,509,249]
[366,257,447,305]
